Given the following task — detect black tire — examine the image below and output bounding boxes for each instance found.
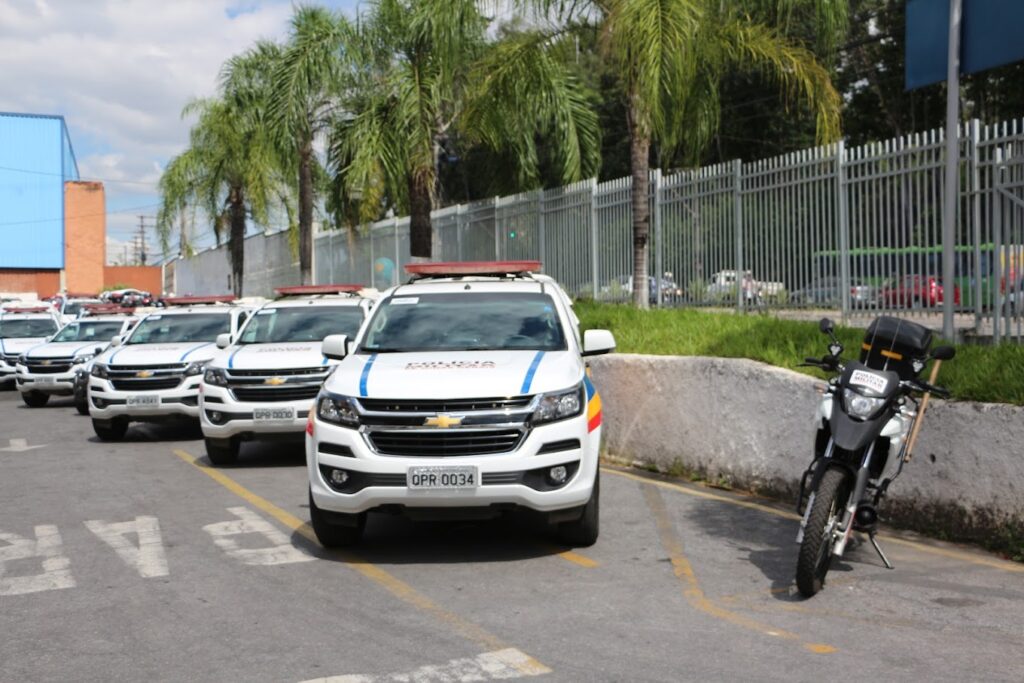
[92,417,129,441]
[205,437,240,466]
[74,392,89,415]
[22,391,50,407]
[796,467,849,598]
[308,489,365,548]
[556,470,600,547]
[0,381,14,392]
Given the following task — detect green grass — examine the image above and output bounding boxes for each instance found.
[575,301,1024,406]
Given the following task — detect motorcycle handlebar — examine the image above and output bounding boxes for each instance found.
[902,379,950,398]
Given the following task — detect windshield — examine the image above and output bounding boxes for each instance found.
[0,318,59,339]
[127,313,230,344]
[239,306,365,344]
[64,300,101,316]
[360,292,565,353]
[52,321,125,343]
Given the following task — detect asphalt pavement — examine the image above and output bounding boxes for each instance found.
[1,389,1021,682]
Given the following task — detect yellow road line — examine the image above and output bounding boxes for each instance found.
[640,483,836,655]
[172,449,550,675]
[604,466,1024,574]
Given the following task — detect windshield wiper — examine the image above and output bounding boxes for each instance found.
[362,347,414,353]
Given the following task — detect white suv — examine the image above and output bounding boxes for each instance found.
[201,285,377,465]
[0,307,62,390]
[16,310,137,408]
[306,261,616,548]
[88,297,251,441]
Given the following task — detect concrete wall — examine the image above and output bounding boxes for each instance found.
[64,181,106,294]
[103,266,163,294]
[589,354,1024,542]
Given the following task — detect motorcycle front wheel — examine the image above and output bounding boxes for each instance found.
[796,467,849,597]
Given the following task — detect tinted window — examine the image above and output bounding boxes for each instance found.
[0,318,59,338]
[52,321,125,343]
[360,292,565,353]
[239,306,365,343]
[127,313,231,344]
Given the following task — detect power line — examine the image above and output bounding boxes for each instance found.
[0,163,161,188]
[0,202,162,227]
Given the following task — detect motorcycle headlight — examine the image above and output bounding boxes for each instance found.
[317,394,360,428]
[203,367,229,387]
[72,354,94,365]
[532,384,584,425]
[91,363,110,379]
[184,361,208,377]
[843,389,886,419]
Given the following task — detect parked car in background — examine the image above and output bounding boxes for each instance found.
[706,270,785,304]
[880,275,960,308]
[791,277,878,308]
[600,274,682,305]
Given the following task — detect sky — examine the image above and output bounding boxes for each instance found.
[0,0,359,264]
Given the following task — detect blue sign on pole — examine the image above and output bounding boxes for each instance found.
[906,0,1024,90]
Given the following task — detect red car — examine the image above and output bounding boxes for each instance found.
[881,275,960,308]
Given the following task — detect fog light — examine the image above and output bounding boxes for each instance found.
[210,410,224,424]
[548,465,568,485]
[330,469,349,486]
[93,398,106,408]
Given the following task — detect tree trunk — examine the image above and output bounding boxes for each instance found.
[628,97,651,309]
[228,187,246,298]
[409,170,433,259]
[298,138,315,285]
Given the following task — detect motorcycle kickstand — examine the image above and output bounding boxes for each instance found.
[869,532,894,570]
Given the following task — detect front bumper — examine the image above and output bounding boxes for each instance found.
[308,413,599,515]
[88,375,202,420]
[15,367,77,395]
[200,384,312,441]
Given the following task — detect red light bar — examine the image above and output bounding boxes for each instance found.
[163,295,235,306]
[404,261,542,277]
[65,292,99,299]
[2,306,51,314]
[82,304,133,315]
[274,284,365,297]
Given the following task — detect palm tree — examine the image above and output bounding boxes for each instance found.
[157,48,285,297]
[268,5,346,284]
[329,0,600,259]
[522,0,844,307]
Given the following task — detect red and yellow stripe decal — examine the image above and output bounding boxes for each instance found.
[584,373,602,432]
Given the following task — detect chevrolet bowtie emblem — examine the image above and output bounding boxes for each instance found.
[425,414,462,428]
[41,360,51,366]
[135,370,154,378]
[264,376,287,386]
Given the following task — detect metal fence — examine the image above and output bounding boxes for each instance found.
[171,117,1024,340]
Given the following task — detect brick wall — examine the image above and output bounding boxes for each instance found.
[0,269,61,298]
[64,181,105,294]
[104,266,163,294]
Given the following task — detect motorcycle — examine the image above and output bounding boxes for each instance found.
[794,316,955,597]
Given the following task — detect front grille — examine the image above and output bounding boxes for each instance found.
[367,429,523,457]
[112,378,182,391]
[358,396,533,413]
[25,358,74,374]
[227,367,327,378]
[232,386,321,402]
[2,354,20,365]
[110,363,188,371]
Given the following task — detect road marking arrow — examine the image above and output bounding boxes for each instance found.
[0,438,47,452]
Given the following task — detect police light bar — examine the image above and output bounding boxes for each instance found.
[273,284,365,297]
[82,304,133,315]
[404,261,542,277]
[163,295,235,306]
[65,292,98,299]
[2,306,51,314]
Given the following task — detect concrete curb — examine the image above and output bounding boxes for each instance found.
[589,354,1024,543]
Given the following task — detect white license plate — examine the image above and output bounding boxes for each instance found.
[126,394,160,408]
[253,407,296,422]
[34,377,60,386]
[407,466,479,490]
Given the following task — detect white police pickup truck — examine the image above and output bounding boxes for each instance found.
[16,307,137,408]
[88,296,251,441]
[306,261,616,548]
[0,307,62,390]
[200,285,376,465]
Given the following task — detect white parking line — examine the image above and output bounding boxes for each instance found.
[203,507,316,566]
[0,525,75,596]
[0,438,46,452]
[84,516,169,578]
[299,648,552,682]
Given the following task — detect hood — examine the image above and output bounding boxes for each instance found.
[101,341,218,367]
[26,341,105,359]
[324,349,581,399]
[212,342,330,371]
[0,337,50,355]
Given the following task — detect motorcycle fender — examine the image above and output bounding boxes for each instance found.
[830,395,891,451]
[816,394,833,427]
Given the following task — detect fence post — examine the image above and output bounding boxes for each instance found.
[836,140,851,322]
[456,204,464,261]
[653,169,663,306]
[494,197,501,260]
[393,217,400,286]
[590,178,599,300]
[970,119,982,331]
[733,159,743,313]
[538,189,546,268]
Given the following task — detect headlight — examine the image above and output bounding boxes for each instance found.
[317,394,359,428]
[91,364,109,379]
[532,384,584,425]
[184,361,208,376]
[203,368,228,387]
[843,389,886,419]
[72,354,94,365]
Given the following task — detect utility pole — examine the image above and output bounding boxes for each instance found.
[137,215,149,266]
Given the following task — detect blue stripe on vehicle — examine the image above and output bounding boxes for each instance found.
[227,345,244,369]
[109,347,124,363]
[583,374,595,399]
[180,342,213,361]
[359,353,377,397]
[520,350,546,394]
[321,354,329,365]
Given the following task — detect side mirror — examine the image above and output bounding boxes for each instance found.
[582,329,616,357]
[110,335,122,347]
[322,334,350,361]
[819,318,835,335]
[216,333,232,350]
[932,345,956,361]
[94,346,104,356]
